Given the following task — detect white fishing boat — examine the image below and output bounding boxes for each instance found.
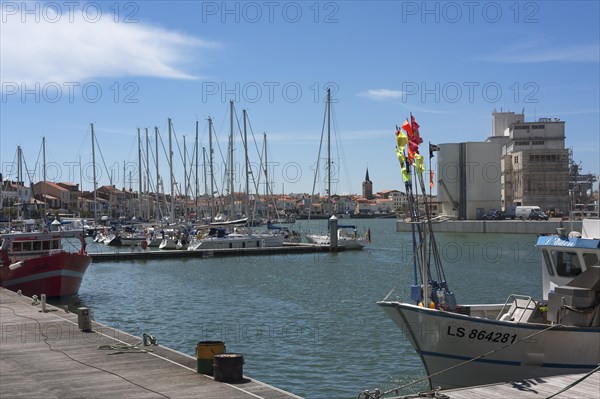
[377,116,600,390]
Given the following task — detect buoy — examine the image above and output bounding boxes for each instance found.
[428,301,436,309]
[141,240,148,250]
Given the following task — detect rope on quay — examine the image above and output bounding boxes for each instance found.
[544,364,600,399]
[358,323,562,399]
[98,332,158,354]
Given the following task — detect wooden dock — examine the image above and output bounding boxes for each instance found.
[89,243,344,262]
[385,372,600,399]
[0,288,302,399]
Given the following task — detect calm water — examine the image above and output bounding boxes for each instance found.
[54,219,541,399]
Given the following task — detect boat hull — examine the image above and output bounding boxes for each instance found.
[378,301,600,389]
[1,251,91,298]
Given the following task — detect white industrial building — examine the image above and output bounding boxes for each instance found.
[436,142,502,220]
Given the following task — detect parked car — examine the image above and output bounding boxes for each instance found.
[527,210,549,220]
[482,210,505,220]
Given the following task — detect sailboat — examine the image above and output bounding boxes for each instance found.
[377,116,600,390]
[305,88,369,249]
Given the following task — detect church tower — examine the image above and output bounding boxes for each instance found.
[362,168,373,199]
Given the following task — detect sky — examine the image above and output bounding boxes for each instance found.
[1,0,599,198]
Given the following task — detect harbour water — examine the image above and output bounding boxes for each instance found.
[53,219,542,399]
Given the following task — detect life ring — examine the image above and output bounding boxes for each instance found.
[141,240,148,250]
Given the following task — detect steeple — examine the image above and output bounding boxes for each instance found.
[362,167,373,199]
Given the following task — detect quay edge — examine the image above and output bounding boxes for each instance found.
[396,219,583,234]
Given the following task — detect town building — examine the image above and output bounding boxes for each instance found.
[492,111,570,214]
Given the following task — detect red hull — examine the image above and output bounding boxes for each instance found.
[1,251,91,298]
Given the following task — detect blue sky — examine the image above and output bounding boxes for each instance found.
[1,1,599,197]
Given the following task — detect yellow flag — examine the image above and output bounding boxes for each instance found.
[414,153,425,173]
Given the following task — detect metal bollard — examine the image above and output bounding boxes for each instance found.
[77,307,92,332]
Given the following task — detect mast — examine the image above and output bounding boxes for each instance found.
[229,100,235,218]
[195,121,199,218]
[42,137,46,216]
[42,137,46,182]
[183,135,188,219]
[137,128,142,218]
[326,87,332,216]
[17,146,22,185]
[243,109,249,218]
[168,118,175,222]
[90,124,98,224]
[202,146,208,218]
[264,132,268,217]
[208,117,215,222]
[145,127,149,220]
[155,126,159,216]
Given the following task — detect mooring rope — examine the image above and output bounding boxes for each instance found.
[359,322,563,399]
[544,364,600,399]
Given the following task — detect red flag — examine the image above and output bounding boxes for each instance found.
[401,119,412,136]
[410,115,423,145]
[411,115,420,135]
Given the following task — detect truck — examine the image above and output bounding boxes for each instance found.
[515,206,547,220]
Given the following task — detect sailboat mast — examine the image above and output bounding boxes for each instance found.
[327,87,331,215]
[145,127,149,219]
[208,117,215,222]
[42,137,46,216]
[42,137,46,182]
[90,123,98,224]
[229,100,235,218]
[264,132,268,215]
[183,135,188,219]
[243,109,249,218]
[202,146,208,218]
[155,126,159,212]
[168,118,175,222]
[195,121,199,217]
[137,128,142,218]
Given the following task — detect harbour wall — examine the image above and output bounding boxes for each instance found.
[396,219,583,234]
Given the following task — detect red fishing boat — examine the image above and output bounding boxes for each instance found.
[0,230,91,297]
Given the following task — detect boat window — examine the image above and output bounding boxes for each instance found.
[32,241,41,251]
[552,251,582,277]
[583,253,600,268]
[12,242,22,252]
[51,240,60,249]
[542,249,555,276]
[22,242,32,252]
[42,241,50,250]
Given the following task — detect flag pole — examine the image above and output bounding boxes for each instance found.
[429,141,432,199]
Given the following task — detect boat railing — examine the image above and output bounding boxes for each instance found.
[496,294,537,322]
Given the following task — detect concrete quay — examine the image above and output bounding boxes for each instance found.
[396,219,583,234]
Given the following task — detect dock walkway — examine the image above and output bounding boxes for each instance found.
[386,372,600,399]
[0,288,302,399]
[89,243,342,262]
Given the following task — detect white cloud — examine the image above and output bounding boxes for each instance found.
[0,3,218,84]
[358,89,404,100]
